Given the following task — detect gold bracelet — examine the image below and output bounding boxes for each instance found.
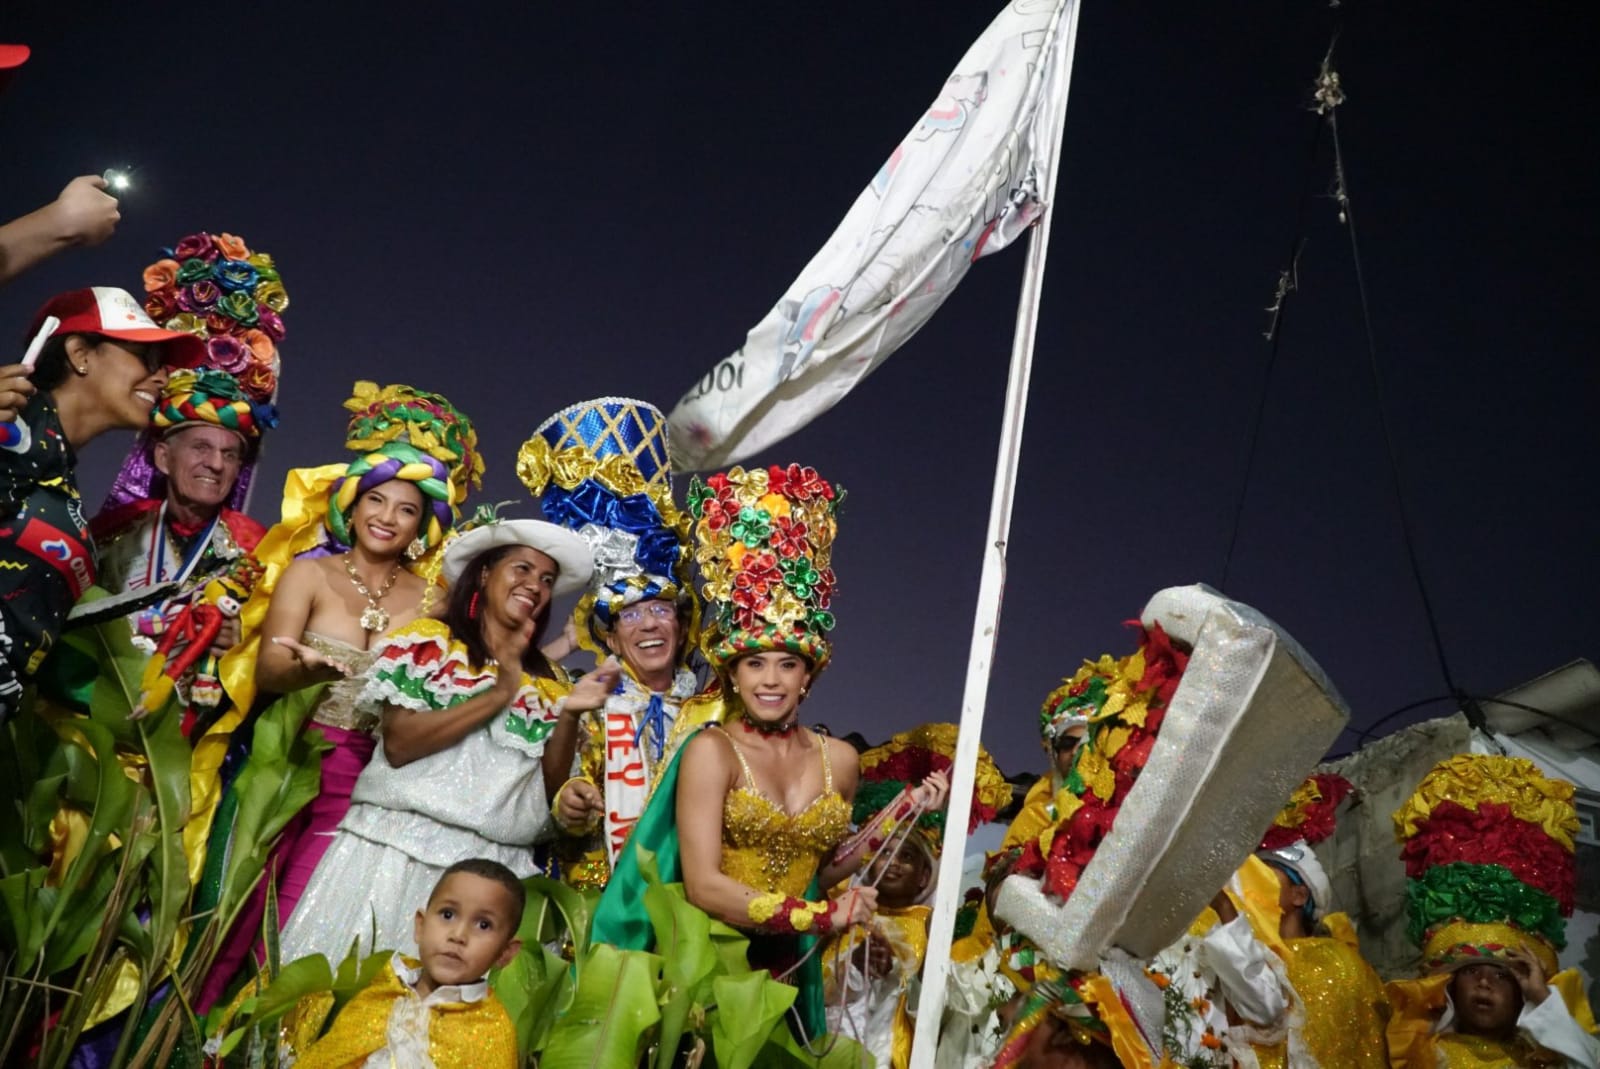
[553,776,602,833]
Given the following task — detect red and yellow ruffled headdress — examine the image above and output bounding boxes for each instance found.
[686,463,840,672]
[854,724,1012,862]
[1393,753,1577,976]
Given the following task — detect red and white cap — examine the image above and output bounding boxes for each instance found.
[28,287,206,368]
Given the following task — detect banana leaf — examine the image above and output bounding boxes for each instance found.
[541,943,663,1069]
[757,1024,872,1069]
[708,971,795,1069]
[214,687,330,925]
[137,711,194,983]
[639,858,716,1069]
[213,939,389,1060]
[525,875,599,963]
[494,937,572,1058]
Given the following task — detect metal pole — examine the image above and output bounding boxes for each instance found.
[909,1,1083,1061]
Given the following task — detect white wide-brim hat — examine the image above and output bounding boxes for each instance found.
[440,519,594,597]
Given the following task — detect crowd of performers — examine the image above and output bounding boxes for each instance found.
[0,195,1597,1069]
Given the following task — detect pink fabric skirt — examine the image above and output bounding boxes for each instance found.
[196,723,375,1012]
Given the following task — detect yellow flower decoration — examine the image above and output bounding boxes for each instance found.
[1077,746,1116,803]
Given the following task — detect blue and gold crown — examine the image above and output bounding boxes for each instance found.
[517,398,695,650]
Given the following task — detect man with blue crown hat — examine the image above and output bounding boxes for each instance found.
[517,396,702,891]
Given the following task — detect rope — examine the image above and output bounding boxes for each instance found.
[778,794,931,1063]
[1224,26,1474,729]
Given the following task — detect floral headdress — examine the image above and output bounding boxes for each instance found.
[1392,753,1577,976]
[102,231,288,514]
[854,723,1012,863]
[1254,772,1352,924]
[141,230,286,403]
[151,369,278,443]
[517,397,695,654]
[1008,624,1189,902]
[327,382,483,555]
[686,463,840,671]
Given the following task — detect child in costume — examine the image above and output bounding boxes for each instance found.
[0,288,203,720]
[197,383,482,1011]
[592,463,948,1044]
[276,513,618,967]
[292,858,522,1069]
[1385,753,1599,1068]
[823,724,1009,1069]
[1223,773,1388,1069]
[517,398,702,891]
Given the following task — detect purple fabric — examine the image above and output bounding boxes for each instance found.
[196,723,376,1012]
[98,430,257,515]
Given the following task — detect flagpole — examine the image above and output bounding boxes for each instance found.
[910,1,1084,1061]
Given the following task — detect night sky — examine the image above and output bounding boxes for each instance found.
[3,2,1594,775]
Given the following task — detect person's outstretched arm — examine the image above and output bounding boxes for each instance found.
[0,176,120,287]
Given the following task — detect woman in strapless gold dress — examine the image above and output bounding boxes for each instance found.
[198,384,480,1011]
[595,463,946,1044]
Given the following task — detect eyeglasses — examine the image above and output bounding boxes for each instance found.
[616,602,676,626]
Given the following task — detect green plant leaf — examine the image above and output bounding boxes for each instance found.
[214,953,336,1058]
[708,971,796,1069]
[215,688,330,922]
[494,939,573,1058]
[137,711,194,981]
[541,943,663,1069]
[524,875,598,962]
[641,873,716,1069]
[758,1022,873,1069]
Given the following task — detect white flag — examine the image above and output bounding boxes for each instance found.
[668,0,1077,471]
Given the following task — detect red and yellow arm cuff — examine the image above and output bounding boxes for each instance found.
[745,892,838,937]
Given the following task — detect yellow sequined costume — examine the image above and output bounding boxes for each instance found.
[717,726,852,898]
[293,956,517,1069]
[1252,931,1388,1069]
[824,904,931,1069]
[1386,968,1599,1069]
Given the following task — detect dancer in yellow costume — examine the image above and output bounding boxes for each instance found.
[1228,773,1388,1069]
[823,724,1008,1069]
[593,463,948,1044]
[1385,754,1598,1068]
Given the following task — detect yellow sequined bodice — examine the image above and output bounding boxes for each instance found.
[718,728,852,896]
[1435,1033,1540,1067]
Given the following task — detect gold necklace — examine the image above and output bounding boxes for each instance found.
[344,553,401,633]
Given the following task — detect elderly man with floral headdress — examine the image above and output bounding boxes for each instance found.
[91,232,287,687]
[516,397,702,890]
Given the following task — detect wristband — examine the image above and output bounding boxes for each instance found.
[553,776,602,834]
[746,892,839,936]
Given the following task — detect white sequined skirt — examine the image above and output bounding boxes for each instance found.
[278,808,539,968]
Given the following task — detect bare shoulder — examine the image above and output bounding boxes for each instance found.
[684,725,737,767]
[822,734,860,773]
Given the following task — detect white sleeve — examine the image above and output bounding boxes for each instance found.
[1198,914,1289,1026]
[1518,986,1600,1067]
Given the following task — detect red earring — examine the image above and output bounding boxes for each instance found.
[468,591,480,620]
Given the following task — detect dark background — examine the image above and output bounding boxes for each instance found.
[3,2,1595,775]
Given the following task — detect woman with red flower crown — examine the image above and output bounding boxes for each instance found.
[592,463,948,1045]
